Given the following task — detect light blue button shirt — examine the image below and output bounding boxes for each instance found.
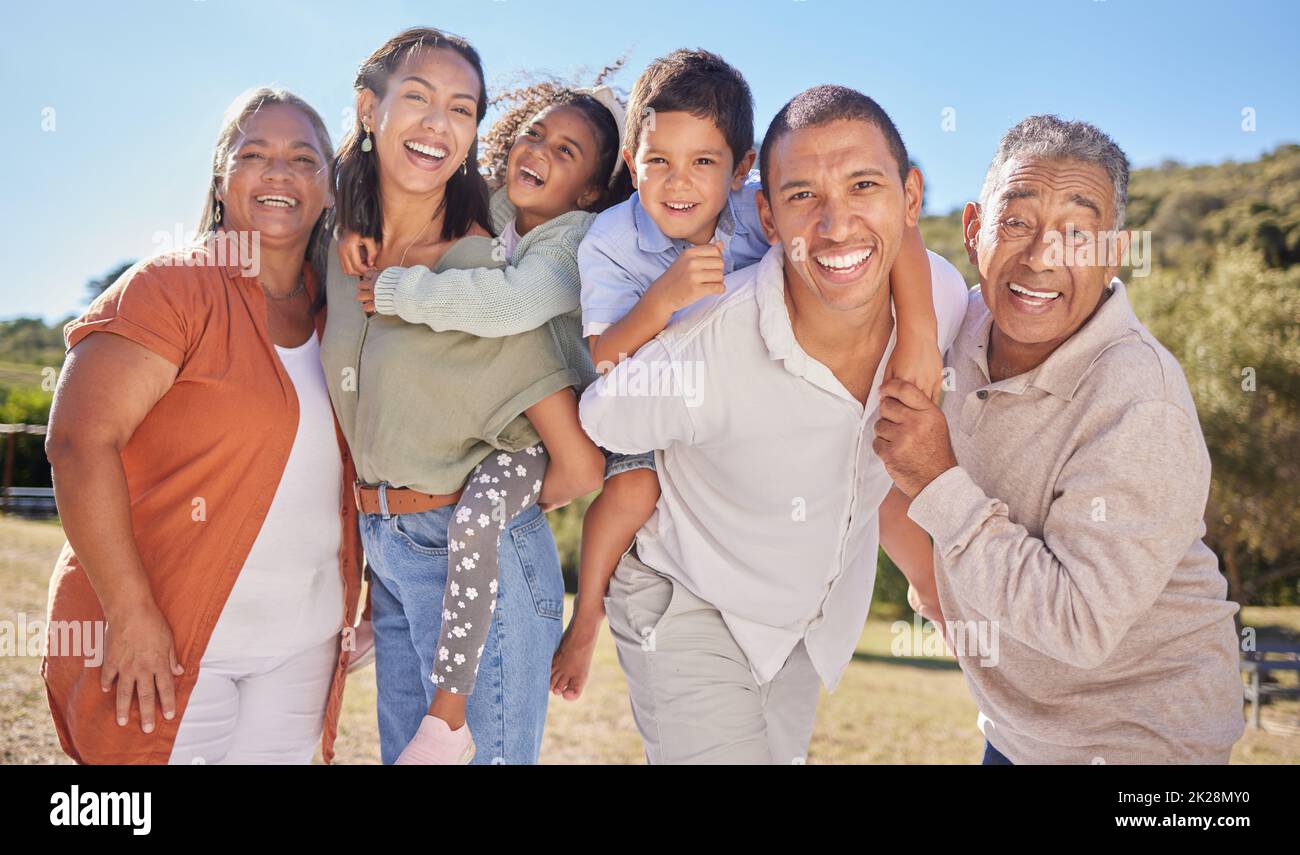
[577,170,772,336]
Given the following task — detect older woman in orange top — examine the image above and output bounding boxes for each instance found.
[43,87,363,764]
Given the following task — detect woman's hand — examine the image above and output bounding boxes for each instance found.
[100,602,185,734]
[338,230,381,278]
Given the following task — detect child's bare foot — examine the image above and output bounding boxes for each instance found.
[550,619,599,701]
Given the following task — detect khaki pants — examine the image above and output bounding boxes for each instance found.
[605,550,821,764]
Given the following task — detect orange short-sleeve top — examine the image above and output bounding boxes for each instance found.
[43,243,363,764]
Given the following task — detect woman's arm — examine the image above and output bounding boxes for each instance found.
[45,332,183,735]
[524,388,606,509]
[883,225,943,403]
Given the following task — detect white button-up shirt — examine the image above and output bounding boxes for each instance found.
[579,244,969,689]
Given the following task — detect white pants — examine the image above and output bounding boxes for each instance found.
[606,551,822,764]
[167,636,338,765]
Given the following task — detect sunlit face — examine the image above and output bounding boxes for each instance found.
[357,47,482,198]
[965,155,1123,347]
[506,104,603,219]
[623,110,748,245]
[217,103,332,246]
[757,119,920,313]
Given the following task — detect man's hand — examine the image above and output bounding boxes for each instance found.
[646,241,725,314]
[356,267,379,316]
[873,378,958,498]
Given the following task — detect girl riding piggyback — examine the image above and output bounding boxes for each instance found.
[337,66,632,764]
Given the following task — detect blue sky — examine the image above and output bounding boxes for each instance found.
[2,0,1297,322]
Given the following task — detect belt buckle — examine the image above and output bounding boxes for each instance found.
[352,480,364,512]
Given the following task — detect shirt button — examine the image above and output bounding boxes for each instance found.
[976,390,989,400]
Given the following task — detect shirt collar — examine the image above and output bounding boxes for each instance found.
[632,187,749,255]
[755,244,798,363]
[754,243,893,407]
[968,278,1134,400]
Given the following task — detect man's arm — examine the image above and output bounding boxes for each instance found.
[906,400,1211,669]
[879,485,943,624]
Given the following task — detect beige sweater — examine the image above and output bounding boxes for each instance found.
[908,282,1245,764]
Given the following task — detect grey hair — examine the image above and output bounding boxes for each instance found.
[978,115,1130,229]
[197,86,336,306]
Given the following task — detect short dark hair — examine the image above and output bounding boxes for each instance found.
[759,85,909,195]
[624,48,754,168]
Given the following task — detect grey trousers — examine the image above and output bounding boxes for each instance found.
[605,550,822,764]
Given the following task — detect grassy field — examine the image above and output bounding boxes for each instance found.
[3,515,1297,764]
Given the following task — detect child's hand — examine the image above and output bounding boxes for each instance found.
[884,334,944,404]
[648,240,726,314]
[356,267,379,316]
[338,230,381,277]
[550,615,600,701]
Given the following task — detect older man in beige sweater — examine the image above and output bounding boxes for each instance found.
[873,115,1245,764]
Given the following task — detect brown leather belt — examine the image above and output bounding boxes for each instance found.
[353,482,462,515]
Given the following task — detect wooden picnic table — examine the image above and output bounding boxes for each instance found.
[1241,641,1300,729]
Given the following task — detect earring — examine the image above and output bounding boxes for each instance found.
[361,127,373,153]
[213,199,223,225]
[460,159,467,176]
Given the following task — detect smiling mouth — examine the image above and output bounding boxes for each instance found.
[518,164,545,187]
[404,140,449,162]
[663,201,699,214]
[1008,281,1062,307]
[255,194,298,208]
[814,248,873,275]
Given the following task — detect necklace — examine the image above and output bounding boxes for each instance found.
[262,276,305,301]
[398,198,448,267]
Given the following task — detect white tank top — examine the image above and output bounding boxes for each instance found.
[205,333,345,658]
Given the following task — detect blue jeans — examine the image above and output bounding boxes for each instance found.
[360,499,565,764]
[603,449,656,479]
[982,739,1014,765]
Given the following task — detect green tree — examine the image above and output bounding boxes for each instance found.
[1128,249,1300,605]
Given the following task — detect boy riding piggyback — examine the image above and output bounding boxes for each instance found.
[550,49,944,699]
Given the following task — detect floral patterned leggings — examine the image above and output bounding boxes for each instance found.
[433,443,549,694]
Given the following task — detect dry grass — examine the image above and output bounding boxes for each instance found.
[2,515,1296,765]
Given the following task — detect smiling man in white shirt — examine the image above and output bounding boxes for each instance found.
[579,85,969,764]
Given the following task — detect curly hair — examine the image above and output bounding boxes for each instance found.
[479,59,633,212]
